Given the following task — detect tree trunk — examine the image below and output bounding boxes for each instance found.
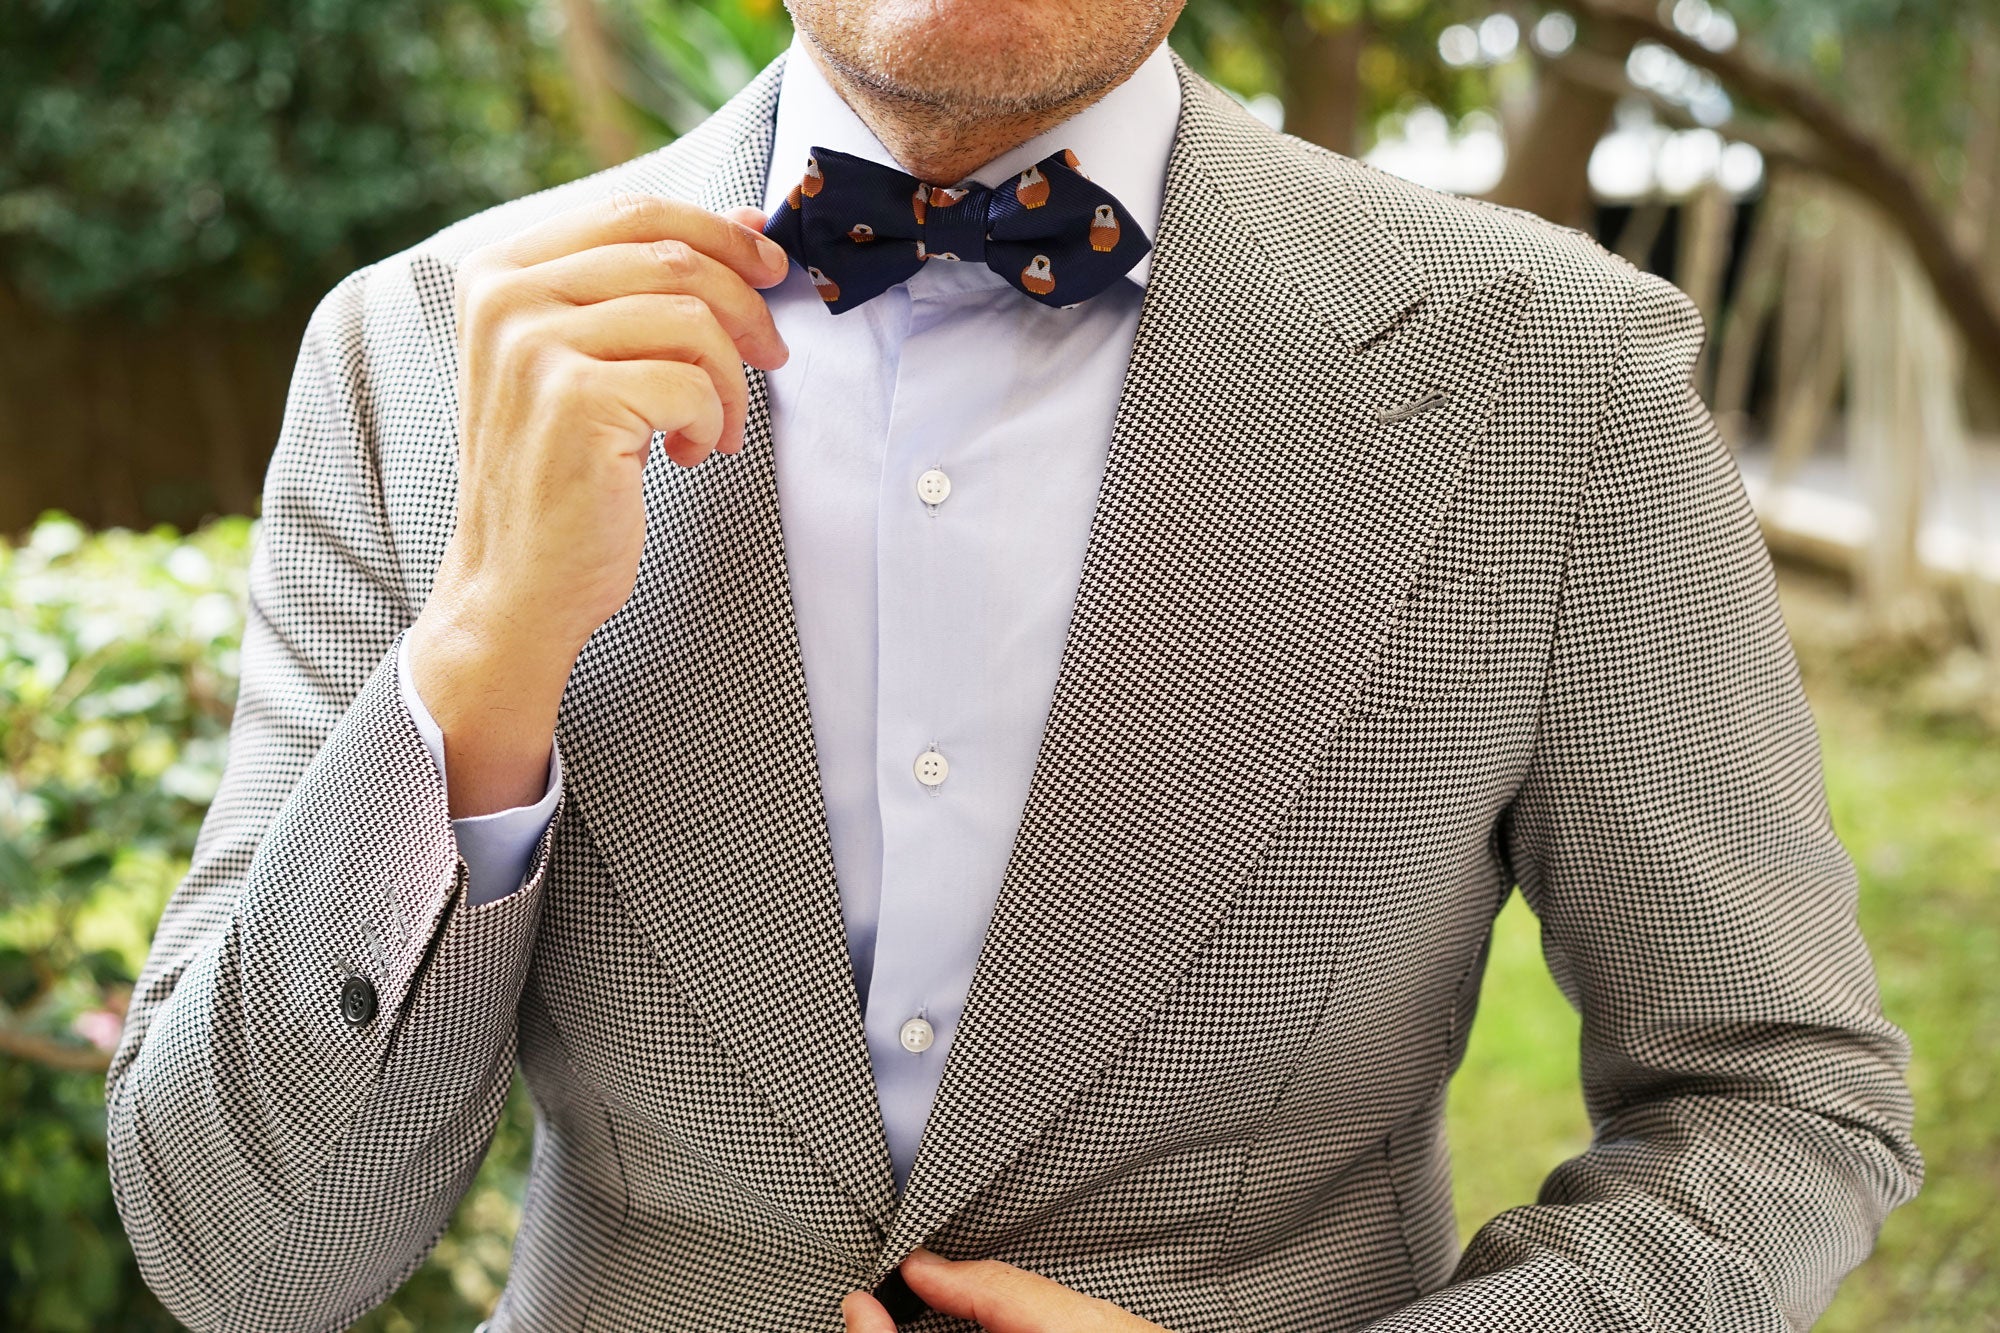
[1276,12,1364,156]
[1767,194,1844,488]
[1677,182,1737,398]
[1712,173,1793,438]
[1958,24,2000,432]
[1486,22,1637,227]
[1843,207,1932,634]
[558,0,640,169]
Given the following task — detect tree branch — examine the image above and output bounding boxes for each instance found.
[0,1023,113,1075]
[1566,0,2000,389]
[1544,47,1828,178]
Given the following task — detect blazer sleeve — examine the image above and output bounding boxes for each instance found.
[1362,271,1923,1332]
[104,263,561,1333]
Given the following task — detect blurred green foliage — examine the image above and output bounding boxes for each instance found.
[1724,0,1986,149]
[617,0,795,137]
[0,515,250,1330]
[0,516,538,1331]
[1,1049,180,1332]
[0,0,591,321]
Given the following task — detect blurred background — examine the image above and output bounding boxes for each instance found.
[2,1,1995,1328]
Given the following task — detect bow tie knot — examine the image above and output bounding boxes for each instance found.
[764,145,1149,314]
[915,182,989,264]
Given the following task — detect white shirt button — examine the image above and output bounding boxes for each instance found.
[899,1017,935,1053]
[913,748,949,787]
[916,467,952,506]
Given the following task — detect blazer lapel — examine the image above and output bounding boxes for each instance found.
[879,56,1536,1265]
[557,56,901,1247]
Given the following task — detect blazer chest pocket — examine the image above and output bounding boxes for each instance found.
[1350,563,1500,716]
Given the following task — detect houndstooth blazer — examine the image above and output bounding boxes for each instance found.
[107,48,1921,1333]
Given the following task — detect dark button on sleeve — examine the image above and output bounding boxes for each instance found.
[339,975,378,1026]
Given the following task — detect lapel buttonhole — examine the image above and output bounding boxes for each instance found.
[1377,386,1450,424]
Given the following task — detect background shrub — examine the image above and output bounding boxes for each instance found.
[0,514,537,1330]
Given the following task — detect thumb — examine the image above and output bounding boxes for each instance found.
[840,1289,898,1333]
[900,1248,1081,1333]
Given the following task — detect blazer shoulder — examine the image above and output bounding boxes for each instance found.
[1170,67,1650,354]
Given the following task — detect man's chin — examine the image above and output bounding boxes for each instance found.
[814,0,1111,108]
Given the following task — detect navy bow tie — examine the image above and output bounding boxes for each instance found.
[762,144,1150,315]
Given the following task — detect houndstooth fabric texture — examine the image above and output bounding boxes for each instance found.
[106,49,1920,1333]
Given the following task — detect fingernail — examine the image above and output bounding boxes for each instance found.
[903,1247,944,1268]
[757,234,788,271]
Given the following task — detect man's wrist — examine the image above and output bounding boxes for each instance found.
[407,586,579,817]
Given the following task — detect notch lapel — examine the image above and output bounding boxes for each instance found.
[556,56,901,1248]
[879,56,1535,1265]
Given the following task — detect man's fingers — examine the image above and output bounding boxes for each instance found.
[489,192,790,286]
[899,1248,1126,1333]
[519,240,790,370]
[547,294,749,453]
[840,1291,898,1333]
[576,357,727,468]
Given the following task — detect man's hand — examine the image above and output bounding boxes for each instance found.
[841,1249,1169,1332]
[408,194,792,816]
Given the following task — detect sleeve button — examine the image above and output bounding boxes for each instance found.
[339,975,378,1026]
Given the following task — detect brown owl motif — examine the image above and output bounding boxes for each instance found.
[849,223,875,243]
[801,154,824,198]
[1015,165,1049,209]
[1020,254,1056,296]
[911,184,927,225]
[915,240,961,262]
[928,185,970,209]
[1061,148,1090,180]
[1088,204,1120,253]
[788,181,802,209]
[807,265,839,303]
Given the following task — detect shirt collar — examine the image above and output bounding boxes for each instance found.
[761,30,1181,287]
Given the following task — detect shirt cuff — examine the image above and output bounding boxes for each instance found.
[397,631,563,906]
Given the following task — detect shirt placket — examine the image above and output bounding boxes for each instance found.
[866,273,1007,1188]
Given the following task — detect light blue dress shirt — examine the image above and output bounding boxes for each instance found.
[400,32,1181,1187]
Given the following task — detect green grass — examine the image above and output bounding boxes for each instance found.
[1444,894,1590,1240]
[1445,588,2000,1331]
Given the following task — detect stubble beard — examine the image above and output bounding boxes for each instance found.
[795,2,1174,139]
